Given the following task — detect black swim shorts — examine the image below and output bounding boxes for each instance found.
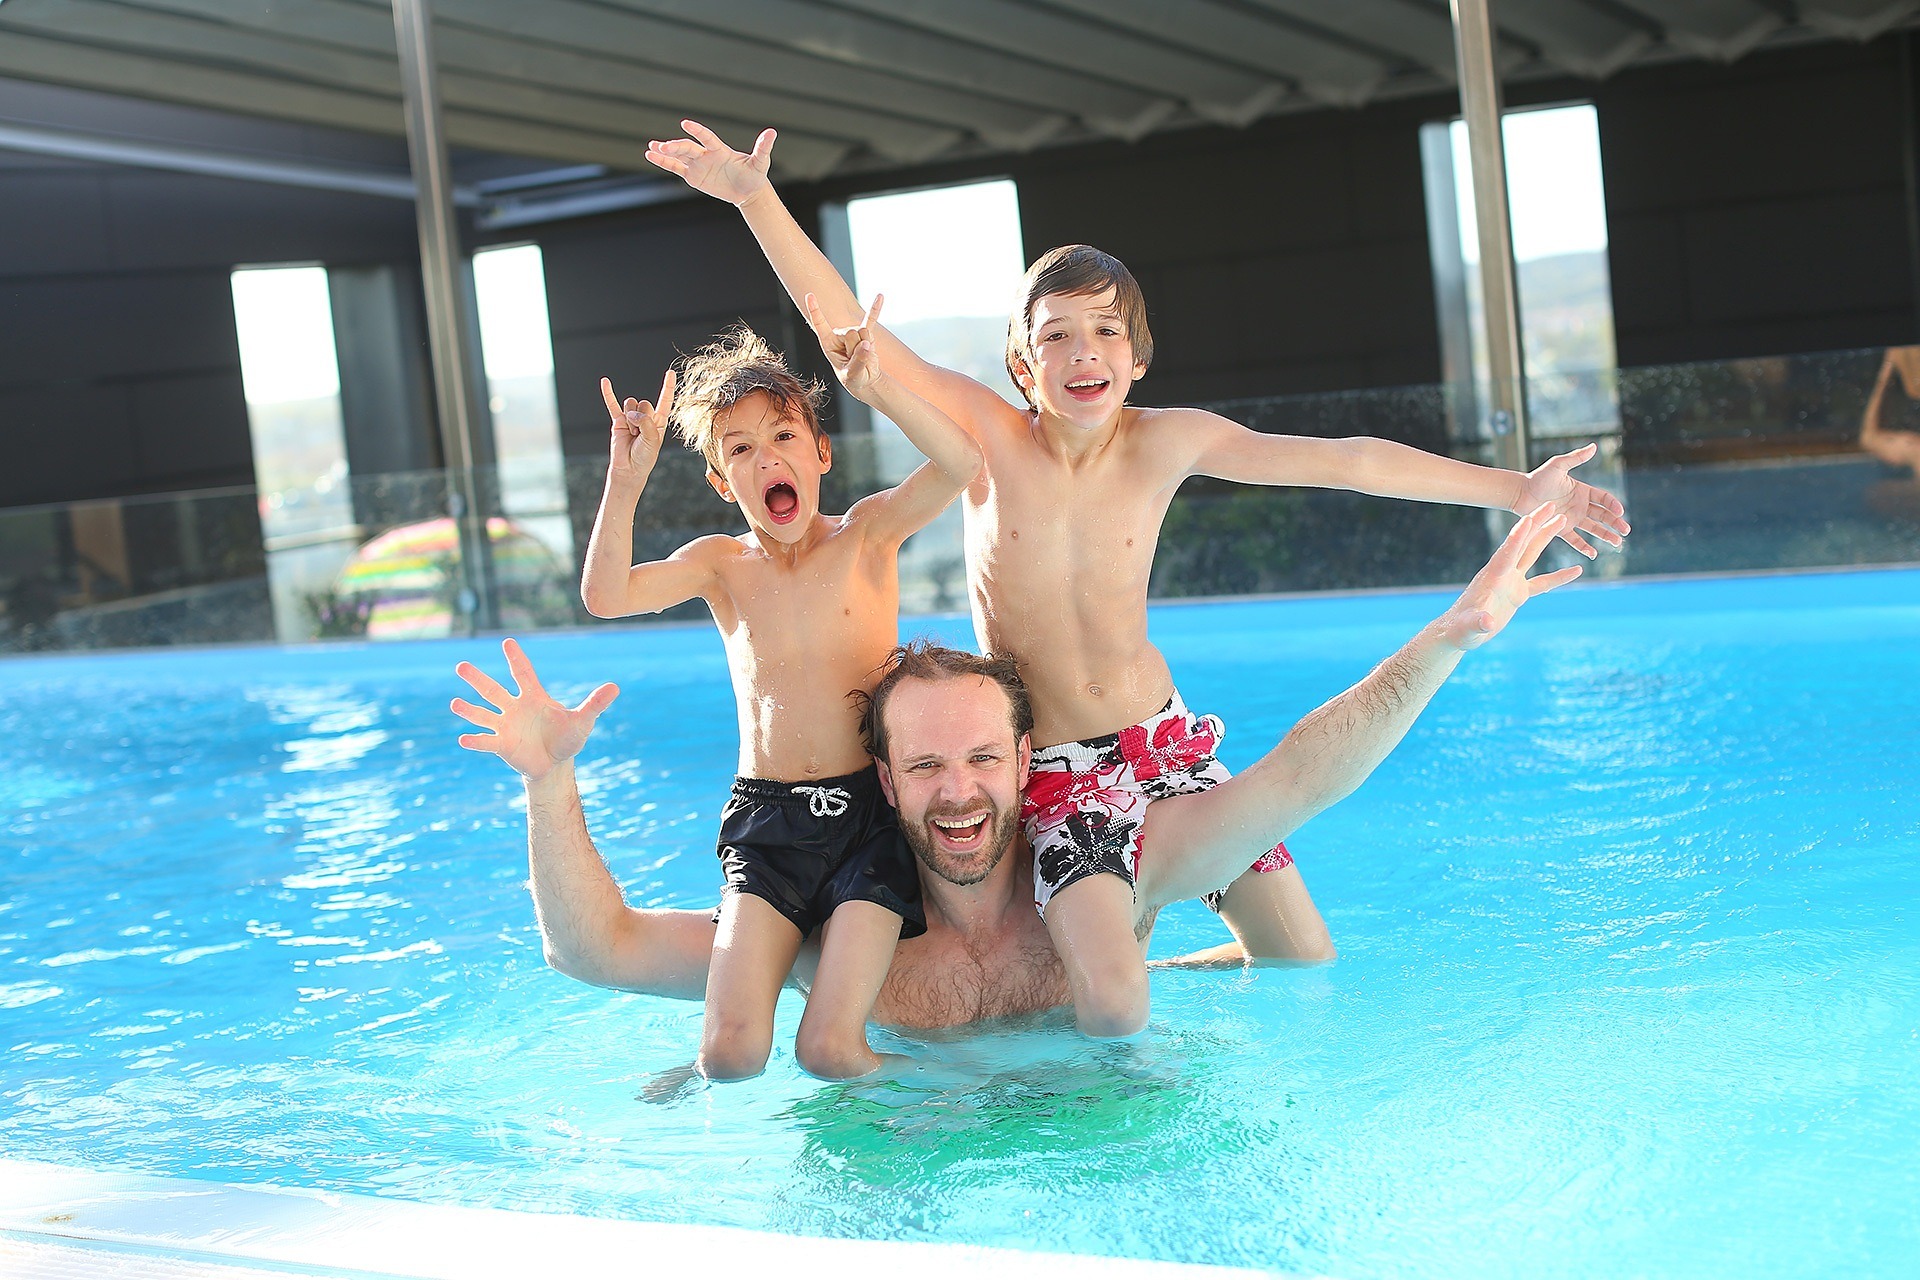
[714,764,926,940]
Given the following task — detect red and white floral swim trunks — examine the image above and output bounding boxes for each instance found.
[1020,692,1292,916]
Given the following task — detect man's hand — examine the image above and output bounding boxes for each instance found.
[1512,442,1630,559]
[1439,505,1585,650]
[601,370,674,481]
[646,119,775,207]
[453,638,618,781]
[805,292,883,401]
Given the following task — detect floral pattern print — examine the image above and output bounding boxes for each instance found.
[1022,694,1291,915]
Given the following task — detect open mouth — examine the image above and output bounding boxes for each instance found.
[928,809,990,849]
[1064,377,1109,403]
[763,480,799,524]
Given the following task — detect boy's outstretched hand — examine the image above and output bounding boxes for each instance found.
[453,639,618,781]
[646,119,775,207]
[1512,442,1631,559]
[601,370,674,480]
[1438,505,1584,650]
[806,292,883,400]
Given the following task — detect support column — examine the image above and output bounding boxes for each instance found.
[392,0,497,631]
[1450,0,1531,474]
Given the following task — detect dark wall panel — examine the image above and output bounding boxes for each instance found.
[1001,103,1444,408]
[529,201,801,463]
[0,161,425,508]
[1594,38,1916,366]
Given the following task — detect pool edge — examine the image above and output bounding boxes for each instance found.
[0,1159,1293,1280]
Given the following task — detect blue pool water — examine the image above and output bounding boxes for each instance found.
[3,570,1918,1278]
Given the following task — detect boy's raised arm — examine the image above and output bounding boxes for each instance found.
[807,292,982,543]
[647,121,1006,426]
[580,371,717,618]
[1184,411,1630,560]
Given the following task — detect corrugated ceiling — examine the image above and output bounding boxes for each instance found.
[0,0,1915,181]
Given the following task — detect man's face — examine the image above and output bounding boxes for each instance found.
[1016,287,1146,427]
[706,391,830,546]
[875,675,1029,887]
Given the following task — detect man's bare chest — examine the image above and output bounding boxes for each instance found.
[873,934,1069,1030]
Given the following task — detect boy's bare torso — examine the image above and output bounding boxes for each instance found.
[692,512,900,781]
[959,397,1203,747]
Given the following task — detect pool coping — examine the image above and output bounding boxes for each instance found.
[0,1159,1286,1280]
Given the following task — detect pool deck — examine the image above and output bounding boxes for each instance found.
[0,1160,1281,1280]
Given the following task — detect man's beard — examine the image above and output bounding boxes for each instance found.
[900,797,1018,886]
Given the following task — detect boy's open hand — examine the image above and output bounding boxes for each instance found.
[1438,505,1584,651]
[601,370,674,480]
[453,639,618,782]
[806,292,883,400]
[646,120,775,207]
[1512,442,1630,559]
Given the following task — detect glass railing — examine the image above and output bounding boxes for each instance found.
[5,346,1917,653]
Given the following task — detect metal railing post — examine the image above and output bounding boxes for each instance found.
[1450,0,1531,476]
[392,0,497,632]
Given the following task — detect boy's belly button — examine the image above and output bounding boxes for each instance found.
[1088,684,1103,697]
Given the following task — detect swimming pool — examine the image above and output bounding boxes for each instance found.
[4,569,1917,1278]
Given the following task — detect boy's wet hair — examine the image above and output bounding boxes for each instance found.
[670,325,828,472]
[855,640,1034,764]
[1004,245,1154,407]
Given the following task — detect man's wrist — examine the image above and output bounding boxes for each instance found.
[525,757,578,799]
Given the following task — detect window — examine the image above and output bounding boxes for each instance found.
[472,243,572,565]
[842,177,1026,480]
[1421,103,1621,441]
[836,179,1025,611]
[230,264,354,640]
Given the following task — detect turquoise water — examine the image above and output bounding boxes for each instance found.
[3,570,1917,1278]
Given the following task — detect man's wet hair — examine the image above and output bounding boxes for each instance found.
[670,325,828,473]
[1004,244,1154,407]
[857,640,1034,764]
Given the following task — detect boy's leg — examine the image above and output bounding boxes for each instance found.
[1212,862,1336,962]
[1136,774,1336,963]
[699,892,804,1081]
[1042,872,1151,1038]
[793,900,904,1080]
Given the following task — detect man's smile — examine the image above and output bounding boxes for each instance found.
[929,807,991,849]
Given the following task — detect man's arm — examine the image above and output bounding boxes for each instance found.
[646,122,1012,428]
[1136,506,1584,911]
[1180,409,1629,559]
[807,293,983,545]
[523,763,716,999]
[453,639,716,999]
[580,373,719,618]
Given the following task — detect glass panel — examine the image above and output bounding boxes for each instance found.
[230,264,357,642]
[845,178,1026,614]
[472,243,573,570]
[8,349,1918,653]
[1423,104,1623,443]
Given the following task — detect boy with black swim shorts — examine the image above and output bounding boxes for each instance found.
[576,297,981,1080]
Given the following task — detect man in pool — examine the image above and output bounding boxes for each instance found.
[454,506,1580,1040]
